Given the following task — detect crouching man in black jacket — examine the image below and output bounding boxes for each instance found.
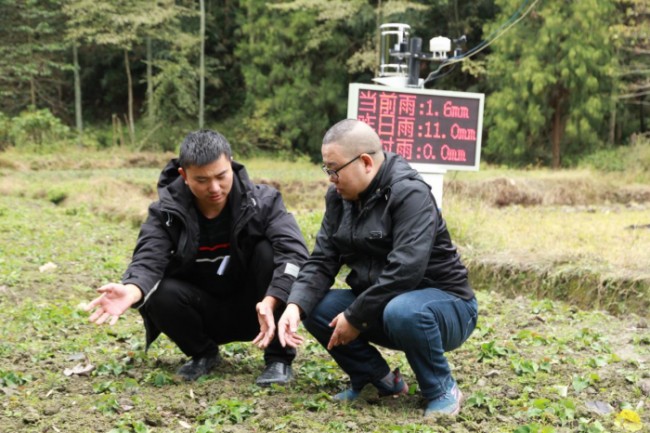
[85,129,309,385]
[278,119,478,417]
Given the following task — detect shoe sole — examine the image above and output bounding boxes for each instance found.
[256,380,293,387]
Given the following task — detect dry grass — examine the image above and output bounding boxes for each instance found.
[446,170,650,207]
[1,147,648,316]
[0,147,175,171]
[443,172,650,316]
[445,197,650,278]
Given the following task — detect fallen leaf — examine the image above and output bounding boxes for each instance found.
[63,362,95,377]
[39,262,58,273]
[615,409,643,432]
[178,420,191,429]
[585,400,614,415]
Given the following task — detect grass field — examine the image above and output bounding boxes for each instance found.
[0,148,648,432]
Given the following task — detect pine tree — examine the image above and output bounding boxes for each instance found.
[484,0,620,167]
[0,0,69,116]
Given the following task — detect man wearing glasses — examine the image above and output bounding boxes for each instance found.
[278,119,478,417]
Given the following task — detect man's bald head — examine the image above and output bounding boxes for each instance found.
[322,119,383,158]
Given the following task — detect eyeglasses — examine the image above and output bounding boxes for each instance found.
[321,151,376,180]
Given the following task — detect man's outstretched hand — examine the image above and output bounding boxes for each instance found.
[253,296,278,349]
[277,303,305,348]
[85,283,142,325]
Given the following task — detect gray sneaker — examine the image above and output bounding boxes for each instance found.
[255,362,294,387]
[424,380,463,417]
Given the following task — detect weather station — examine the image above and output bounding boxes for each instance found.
[347,23,485,209]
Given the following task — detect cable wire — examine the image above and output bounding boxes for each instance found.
[424,0,541,85]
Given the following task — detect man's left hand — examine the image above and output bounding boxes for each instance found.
[253,296,278,349]
[327,313,360,350]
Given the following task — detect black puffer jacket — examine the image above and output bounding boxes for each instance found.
[288,152,473,331]
[122,158,309,347]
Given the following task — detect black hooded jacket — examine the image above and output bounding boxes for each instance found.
[287,152,473,331]
[122,158,309,347]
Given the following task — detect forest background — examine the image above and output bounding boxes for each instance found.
[0,0,648,168]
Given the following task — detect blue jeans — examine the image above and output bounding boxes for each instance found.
[303,288,478,400]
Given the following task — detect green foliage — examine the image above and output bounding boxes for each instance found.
[143,369,175,387]
[465,391,499,414]
[576,419,608,433]
[484,0,621,167]
[0,0,69,116]
[299,358,341,385]
[144,4,201,127]
[580,134,650,180]
[0,112,10,150]
[64,0,201,147]
[511,357,552,376]
[93,380,120,394]
[95,359,131,377]
[8,107,71,149]
[200,398,255,425]
[65,0,157,49]
[0,369,33,387]
[95,394,121,414]
[299,394,330,412]
[108,416,151,433]
[514,423,556,433]
[611,0,650,137]
[513,330,550,346]
[150,56,198,124]
[525,398,577,426]
[572,373,600,393]
[235,0,375,159]
[477,340,510,361]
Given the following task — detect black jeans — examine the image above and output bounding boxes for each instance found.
[144,240,295,365]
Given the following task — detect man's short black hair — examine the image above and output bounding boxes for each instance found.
[178,129,232,169]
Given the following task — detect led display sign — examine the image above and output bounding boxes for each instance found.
[347,83,484,172]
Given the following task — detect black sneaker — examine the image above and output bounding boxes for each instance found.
[255,362,294,387]
[177,352,221,381]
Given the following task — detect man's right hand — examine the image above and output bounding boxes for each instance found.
[277,303,305,348]
[85,283,143,325]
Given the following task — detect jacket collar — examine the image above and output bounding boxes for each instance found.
[357,152,426,204]
[358,156,388,204]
